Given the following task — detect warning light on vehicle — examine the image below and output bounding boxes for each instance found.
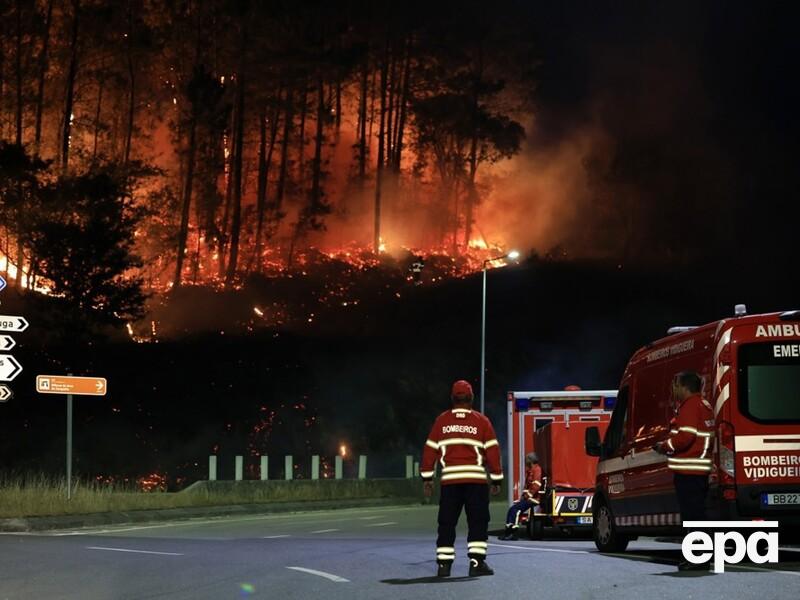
[603,397,616,410]
[579,401,593,411]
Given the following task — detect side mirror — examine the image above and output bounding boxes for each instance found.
[585,426,602,457]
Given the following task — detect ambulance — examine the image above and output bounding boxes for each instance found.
[585,307,800,552]
[507,389,616,537]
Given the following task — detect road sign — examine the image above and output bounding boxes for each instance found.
[0,315,28,332]
[0,335,15,351]
[36,375,107,396]
[0,355,22,382]
[0,275,6,292]
[0,385,11,402]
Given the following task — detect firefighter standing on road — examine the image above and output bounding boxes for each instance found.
[498,452,542,540]
[421,380,503,578]
[654,370,714,571]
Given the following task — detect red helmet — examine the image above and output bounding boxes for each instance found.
[451,380,474,401]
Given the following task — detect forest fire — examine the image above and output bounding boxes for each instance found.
[0,0,536,328]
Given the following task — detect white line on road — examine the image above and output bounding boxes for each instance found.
[286,567,349,583]
[86,546,184,556]
[365,522,397,527]
[358,516,383,520]
[31,505,416,536]
[310,529,340,534]
[489,542,589,554]
[263,535,291,539]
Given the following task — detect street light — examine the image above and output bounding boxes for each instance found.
[480,250,520,414]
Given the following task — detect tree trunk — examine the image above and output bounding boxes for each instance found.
[218,104,237,278]
[357,56,368,179]
[274,86,293,227]
[225,63,245,286]
[393,37,411,171]
[289,75,326,268]
[373,43,388,254]
[123,5,136,166]
[61,0,81,172]
[15,0,23,146]
[173,114,197,288]
[463,46,483,249]
[34,0,54,155]
[92,75,104,159]
[297,80,307,176]
[385,44,396,165]
[252,89,281,272]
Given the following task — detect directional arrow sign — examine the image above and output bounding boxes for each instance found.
[0,335,16,351]
[36,375,107,396]
[0,315,28,332]
[0,275,6,292]
[0,385,11,402]
[0,355,22,382]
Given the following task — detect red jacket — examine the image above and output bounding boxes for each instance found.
[421,408,503,486]
[665,393,714,475]
[522,464,543,504]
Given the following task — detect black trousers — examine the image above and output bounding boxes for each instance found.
[436,483,490,563]
[673,473,709,523]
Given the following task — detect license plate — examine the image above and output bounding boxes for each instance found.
[578,516,593,524]
[762,493,800,506]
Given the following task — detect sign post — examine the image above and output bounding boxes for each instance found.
[67,388,73,500]
[36,374,108,499]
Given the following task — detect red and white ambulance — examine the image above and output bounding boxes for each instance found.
[507,389,616,537]
[585,307,800,551]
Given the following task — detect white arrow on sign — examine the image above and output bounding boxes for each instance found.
[0,385,11,402]
[0,275,6,292]
[0,355,23,382]
[0,335,15,351]
[0,316,29,333]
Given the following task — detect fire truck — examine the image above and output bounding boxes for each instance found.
[585,307,800,552]
[507,388,616,537]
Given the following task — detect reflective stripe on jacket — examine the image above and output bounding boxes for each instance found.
[421,408,503,485]
[665,393,715,474]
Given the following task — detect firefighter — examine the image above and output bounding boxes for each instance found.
[421,380,503,578]
[498,452,542,540]
[654,370,714,571]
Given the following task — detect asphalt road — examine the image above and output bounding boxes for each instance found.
[1,503,799,600]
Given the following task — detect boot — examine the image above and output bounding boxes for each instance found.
[437,561,452,578]
[498,525,514,540]
[468,558,494,577]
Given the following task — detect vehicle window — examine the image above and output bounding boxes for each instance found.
[631,363,668,446]
[604,385,629,455]
[534,418,553,431]
[739,343,800,423]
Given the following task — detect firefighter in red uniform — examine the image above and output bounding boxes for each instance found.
[654,370,714,571]
[421,380,503,578]
[498,452,542,540]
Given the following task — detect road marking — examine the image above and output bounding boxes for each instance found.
[263,535,291,539]
[286,567,349,583]
[30,505,419,536]
[358,516,383,520]
[86,546,183,556]
[489,542,589,554]
[310,529,340,534]
[365,521,397,527]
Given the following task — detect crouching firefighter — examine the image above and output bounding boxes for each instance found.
[421,380,503,578]
[499,452,542,540]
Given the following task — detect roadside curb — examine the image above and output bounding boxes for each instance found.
[0,497,424,533]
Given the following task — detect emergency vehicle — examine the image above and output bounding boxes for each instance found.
[586,307,800,552]
[507,389,616,537]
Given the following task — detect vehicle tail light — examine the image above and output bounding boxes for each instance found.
[718,420,736,485]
